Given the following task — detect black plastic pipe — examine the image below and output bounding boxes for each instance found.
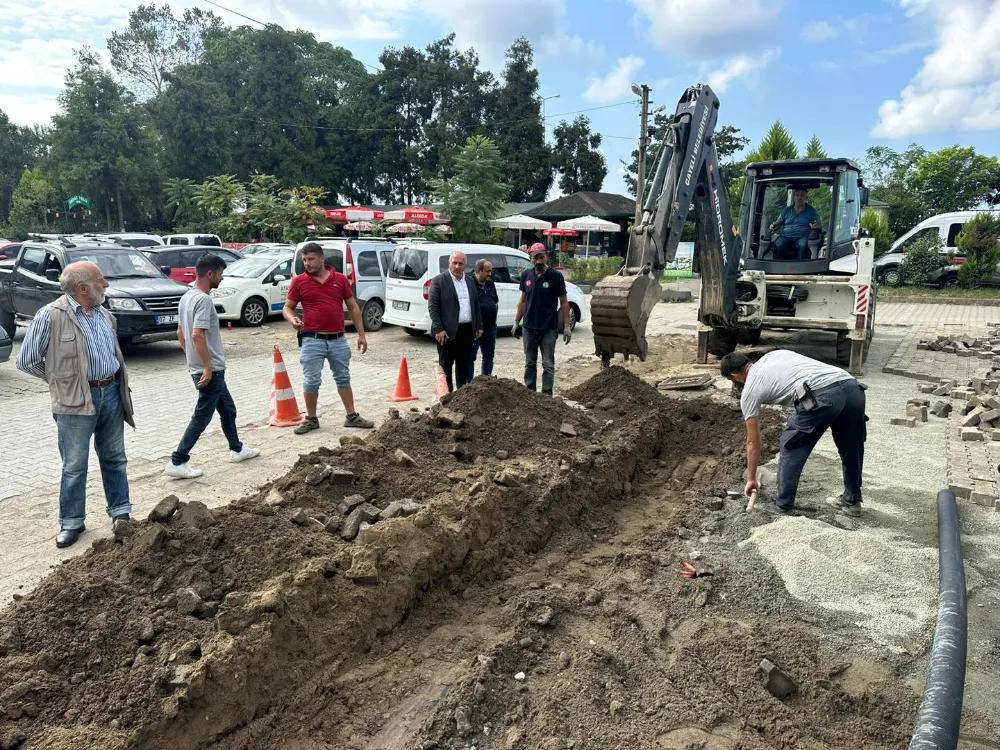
[909,489,968,750]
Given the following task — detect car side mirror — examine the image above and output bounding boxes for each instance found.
[45,269,60,282]
[159,266,171,275]
[272,274,287,285]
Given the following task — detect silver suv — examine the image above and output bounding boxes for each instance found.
[292,238,397,331]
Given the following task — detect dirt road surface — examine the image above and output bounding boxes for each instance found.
[0,300,997,749]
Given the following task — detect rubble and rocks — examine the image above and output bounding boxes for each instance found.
[759,658,799,700]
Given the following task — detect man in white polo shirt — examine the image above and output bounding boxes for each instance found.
[720,349,868,516]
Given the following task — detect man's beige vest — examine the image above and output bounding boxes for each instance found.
[46,295,135,427]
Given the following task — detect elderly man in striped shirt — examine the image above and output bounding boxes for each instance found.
[16,261,135,549]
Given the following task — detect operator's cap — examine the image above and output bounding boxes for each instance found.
[529,242,547,258]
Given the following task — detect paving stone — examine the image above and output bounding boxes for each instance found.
[962,406,988,426]
[971,489,996,507]
[962,428,985,441]
[891,417,917,427]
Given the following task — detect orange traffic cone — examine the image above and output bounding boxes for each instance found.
[389,357,419,402]
[434,365,450,397]
[268,345,305,427]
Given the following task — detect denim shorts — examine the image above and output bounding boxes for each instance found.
[300,336,351,391]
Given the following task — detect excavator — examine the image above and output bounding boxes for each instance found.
[591,84,877,375]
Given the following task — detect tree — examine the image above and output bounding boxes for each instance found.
[957,213,1000,288]
[863,144,931,238]
[900,232,946,286]
[860,210,895,257]
[8,168,57,234]
[48,48,157,231]
[108,3,221,98]
[490,39,552,201]
[432,135,508,243]
[0,111,44,224]
[163,176,199,228]
[552,116,606,194]
[728,121,798,223]
[804,135,827,159]
[912,145,1000,213]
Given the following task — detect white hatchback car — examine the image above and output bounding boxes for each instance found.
[383,243,588,335]
[210,253,293,326]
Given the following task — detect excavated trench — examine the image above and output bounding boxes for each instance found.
[0,370,919,750]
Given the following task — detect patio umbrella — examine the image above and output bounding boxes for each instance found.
[556,215,621,255]
[325,206,385,223]
[386,222,425,233]
[435,224,453,234]
[383,206,439,224]
[490,213,551,247]
[542,228,578,237]
[344,221,373,232]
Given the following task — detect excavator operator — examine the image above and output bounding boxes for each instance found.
[769,188,822,260]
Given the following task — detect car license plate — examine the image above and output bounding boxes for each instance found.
[392,300,409,311]
[156,315,178,325]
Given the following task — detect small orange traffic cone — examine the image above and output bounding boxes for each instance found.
[268,345,305,427]
[389,357,419,402]
[434,365,450,397]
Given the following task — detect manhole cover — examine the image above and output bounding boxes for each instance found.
[657,373,714,391]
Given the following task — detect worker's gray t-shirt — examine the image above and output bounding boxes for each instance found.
[179,288,226,376]
[739,349,852,421]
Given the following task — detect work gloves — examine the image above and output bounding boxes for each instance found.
[513,320,523,339]
[563,325,572,345]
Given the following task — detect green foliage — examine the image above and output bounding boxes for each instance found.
[900,233,946,285]
[9,168,57,233]
[108,3,221,97]
[0,111,44,224]
[552,116,606,194]
[804,135,827,159]
[913,145,1000,213]
[163,177,198,227]
[490,38,551,202]
[860,210,895,257]
[555,253,624,282]
[729,120,800,223]
[957,213,1000,288]
[432,136,508,243]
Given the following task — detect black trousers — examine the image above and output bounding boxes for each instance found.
[437,322,474,392]
[776,379,867,510]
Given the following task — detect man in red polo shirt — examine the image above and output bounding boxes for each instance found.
[282,243,373,433]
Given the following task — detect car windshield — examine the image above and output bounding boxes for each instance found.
[223,257,284,278]
[67,248,164,278]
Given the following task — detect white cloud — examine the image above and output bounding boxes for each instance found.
[0,38,81,91]
[705,47,779,92]
[629,0,782,58]
[0,93,61,126]
[801,21,838,42]
[873,0,1000,137]
[583,56,645,103]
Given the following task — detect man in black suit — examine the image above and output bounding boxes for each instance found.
[428,251,483,392]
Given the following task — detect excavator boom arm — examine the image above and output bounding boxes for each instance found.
[591,84,741,362]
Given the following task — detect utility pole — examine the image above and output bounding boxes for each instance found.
[632,83,651,224]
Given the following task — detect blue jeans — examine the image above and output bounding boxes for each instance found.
[54,383,130,530]
[300,336,352,392]
[774,235,810,260]
[776,379,867,511]
[172,370,242,465]
[467,325,498,381]
[523,328,558,396]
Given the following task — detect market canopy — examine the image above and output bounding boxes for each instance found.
[383,206,439,224]
[556,215,622,232]
[489,214,551,230]
[325,206,384,223]
[386,222,425,233]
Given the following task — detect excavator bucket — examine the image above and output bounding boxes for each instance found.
[591,272,662,361]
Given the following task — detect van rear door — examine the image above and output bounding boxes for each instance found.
[385,246,430,326]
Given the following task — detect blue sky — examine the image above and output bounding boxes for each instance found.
[2,0,999,197]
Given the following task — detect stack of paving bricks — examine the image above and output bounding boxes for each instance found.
[912,377,1000,512]
[916,332,1000,363]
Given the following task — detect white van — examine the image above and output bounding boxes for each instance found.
[163,233,223,247]
[383,242,588,336]
[889,211,1000,255]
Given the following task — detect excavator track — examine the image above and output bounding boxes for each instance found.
[591,272,662,362]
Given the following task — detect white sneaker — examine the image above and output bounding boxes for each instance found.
[163,461,203,479]
[230,446,260,463]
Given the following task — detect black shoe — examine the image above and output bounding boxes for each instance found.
[344,413,374,429]
[294,416,320,435]
[56,525,85,548]
[826,495,862,517]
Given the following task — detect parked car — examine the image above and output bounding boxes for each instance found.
[0,321,11,363]
[0,239,189,344]
[242,242,294,256]
[929,260,1000,288]
[0,243,21,261]
[382,242,588,336]
[163,233,223,247]
[292,238,397,331]
[874,211,994,286]
[210,253,294,326]
[142,246,242,285]
[104,233,163,248]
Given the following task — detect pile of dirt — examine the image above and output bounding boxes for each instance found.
[0,371,852,750]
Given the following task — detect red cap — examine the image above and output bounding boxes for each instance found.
[529,242,547,257]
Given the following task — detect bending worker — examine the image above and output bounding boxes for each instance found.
[720,349,867,517]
